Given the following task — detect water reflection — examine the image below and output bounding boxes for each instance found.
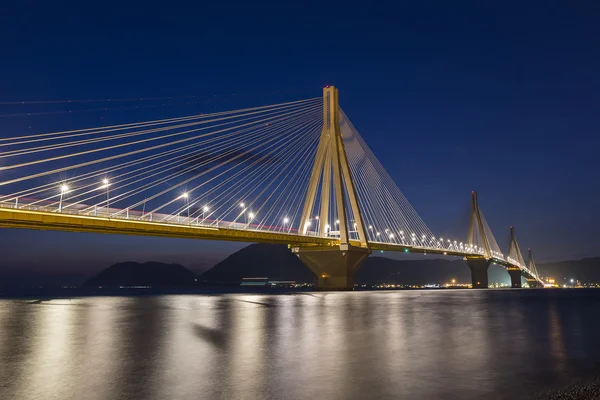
[1,290,600,400]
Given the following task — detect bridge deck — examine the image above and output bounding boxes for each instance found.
[0,206,337,246]
[0,205,542,284]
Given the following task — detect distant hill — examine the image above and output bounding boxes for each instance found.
[200,243,314,283]
[83,261,199,287]
[538,257,600,283]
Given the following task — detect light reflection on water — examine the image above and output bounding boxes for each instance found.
[1,290,600,400]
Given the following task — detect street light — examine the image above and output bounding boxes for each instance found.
[102,179,110,215]
[282,217,289,233]
[181,192,189,222]
[58,184,69,213]
[240,202,245,208]
[201,205,209,224]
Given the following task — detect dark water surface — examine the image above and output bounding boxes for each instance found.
[1,289,599,400]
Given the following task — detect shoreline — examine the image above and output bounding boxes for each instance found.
[532,376,600,400]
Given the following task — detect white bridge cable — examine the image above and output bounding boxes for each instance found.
[0,97,320,145]
[178,119,321,231]
[479,209,504,259]
[339,109,435,246]
[150,113,323,223]
[0,98,321,158]
[54,105,321,211]
[0,101,321,187]
[117,107,323,218]
[178,121,321,231]
[2,103,321,213]
[2,104,318,202]
[0,100,321,172]
[0,99,324,230]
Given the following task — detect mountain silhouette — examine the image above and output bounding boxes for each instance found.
[537,257,600,283]
[67,246,600,288]
[83,261,199,287]
[200,243,314,283]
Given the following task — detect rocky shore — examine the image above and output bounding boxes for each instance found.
[532,376,600,400]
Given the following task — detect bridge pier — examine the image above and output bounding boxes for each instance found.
[465,258,491,289]
[292,245,371,290]
[507,269,523,288]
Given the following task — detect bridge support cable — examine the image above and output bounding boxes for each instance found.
[0,99,322,185]
[339,110,436,248]
[466,192,504,260]
[526,248,544,287]
[0,97,319,147]
[0,98,327,233]
[6,102,320,205]
[101,106,322,217]
[507,226,527,268]
[38,107,320,210]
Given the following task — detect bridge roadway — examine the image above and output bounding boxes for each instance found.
[0,201,539,285]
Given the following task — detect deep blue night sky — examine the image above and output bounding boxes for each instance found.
[1,1,599,275]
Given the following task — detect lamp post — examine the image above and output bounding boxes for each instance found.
[182,192,189,223]
[102,179,110,215]
[58,184,69,213]
[202,206,209,225]
[283,217,289,233]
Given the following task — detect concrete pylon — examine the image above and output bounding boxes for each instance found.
[507,269,523,288]
[506,226,524,288]
[466,258,491,289]
[465,192,492,288]
[292,245,370,290]
[526,248,542,288]
[295,86,370,290]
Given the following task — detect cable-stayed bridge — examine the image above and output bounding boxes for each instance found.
[0,86,544,290]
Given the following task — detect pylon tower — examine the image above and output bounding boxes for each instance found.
[292,86,370,290]
[465,191,493,288]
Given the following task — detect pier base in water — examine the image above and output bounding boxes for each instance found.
[507,269,523,288]
[466,258,491,289]
[293,245,371,290]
